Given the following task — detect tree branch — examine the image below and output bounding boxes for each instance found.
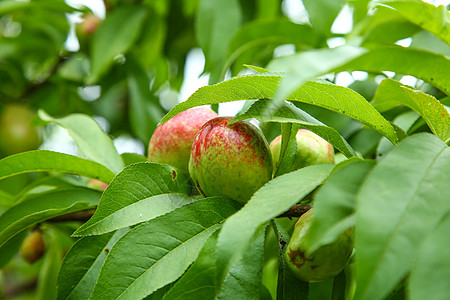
[277,204,311,218]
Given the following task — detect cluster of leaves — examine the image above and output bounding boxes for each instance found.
[0,0,450,299]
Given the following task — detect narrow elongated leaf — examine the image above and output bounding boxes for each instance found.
[305,159,375,252]
[338,46,450,96]
[90,197,241,300]
[218,224,267,299]
[0,188,100,247]
[38,111,124,174]
[0,150,115,183]
[408,212,450,300]
[0,230,27,269]
[88,6,147,83]
[126,58,164,143]
[121,152,148,166]
[303,0,345,36]
[234,99,356,157]
[372,79,450,142]
[160,75,398,144]
[216,164,334,283]
[163,225,267,300]
[196,0,242,82]
[354,133,450,300]
[37,237,62,300]
[57,229,128,300]
[379,0,450,46]
[74,163,191,236]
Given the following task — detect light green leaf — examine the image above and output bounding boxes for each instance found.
[90,197,241,300]
[303,0,345,36]
[266,45,367,116]
[88,6,147,83]
[408,212,450,300]
[338,46,450,96]
[161,75,398,144]
[372,78,450,142]
[0,150,115,183]
[274,123,300,177]
[37,236,62,300]
[74,162,191,236]
[305,159,375,252]
[379,0,450,46]
[57,229,128,300]
[38,110,124,174]
[195,0,242,83]
[233,99,356,157]
[0,188,100,247]
[216,164,334,283]
[120,152,148,166]
[354,133,450,300]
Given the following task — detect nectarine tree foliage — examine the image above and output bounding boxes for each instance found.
[0,0,449,299]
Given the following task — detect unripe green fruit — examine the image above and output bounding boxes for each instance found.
[270,129,334,172]
[148,107,218,174]
[0,104,42,157]
[285,209,353,282]
[20,230,46,264]
[189,117,273,203]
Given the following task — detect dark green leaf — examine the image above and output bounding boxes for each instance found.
[0,188,100,247]
[88,6,148,83]
[274,123,300,177]
[57,229,128,300]
[354,133,450,300]
[74,162,191,236]
[305,159,375,252]
[38,111,124,174]
[0,150,115,183]
[90,197,241,300]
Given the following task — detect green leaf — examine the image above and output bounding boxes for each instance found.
[162,231,220,300]
[0,188,100,247]
[379,0,450,46]
[305,159,375,252]
[126,58,165,143]
[0,150,115,183]
[74,162,191,236]
[0,230,27,269]
[90,197,241,300]
[195,0,242,83]
[217,224,267,299]
[163,224,267,299]
[372,78,450,142]
[57,229,128,300]
[408,212,450,300]
[338,46,450,96]
[216,164,334,283]
[161,75,398,144]
[354,133,450,300]
[223,20,317,76]
[274,123,300,177]
[38,111,124,174]
[234,99,356,157]
[88,6,147,83]
[303,0,345,36]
